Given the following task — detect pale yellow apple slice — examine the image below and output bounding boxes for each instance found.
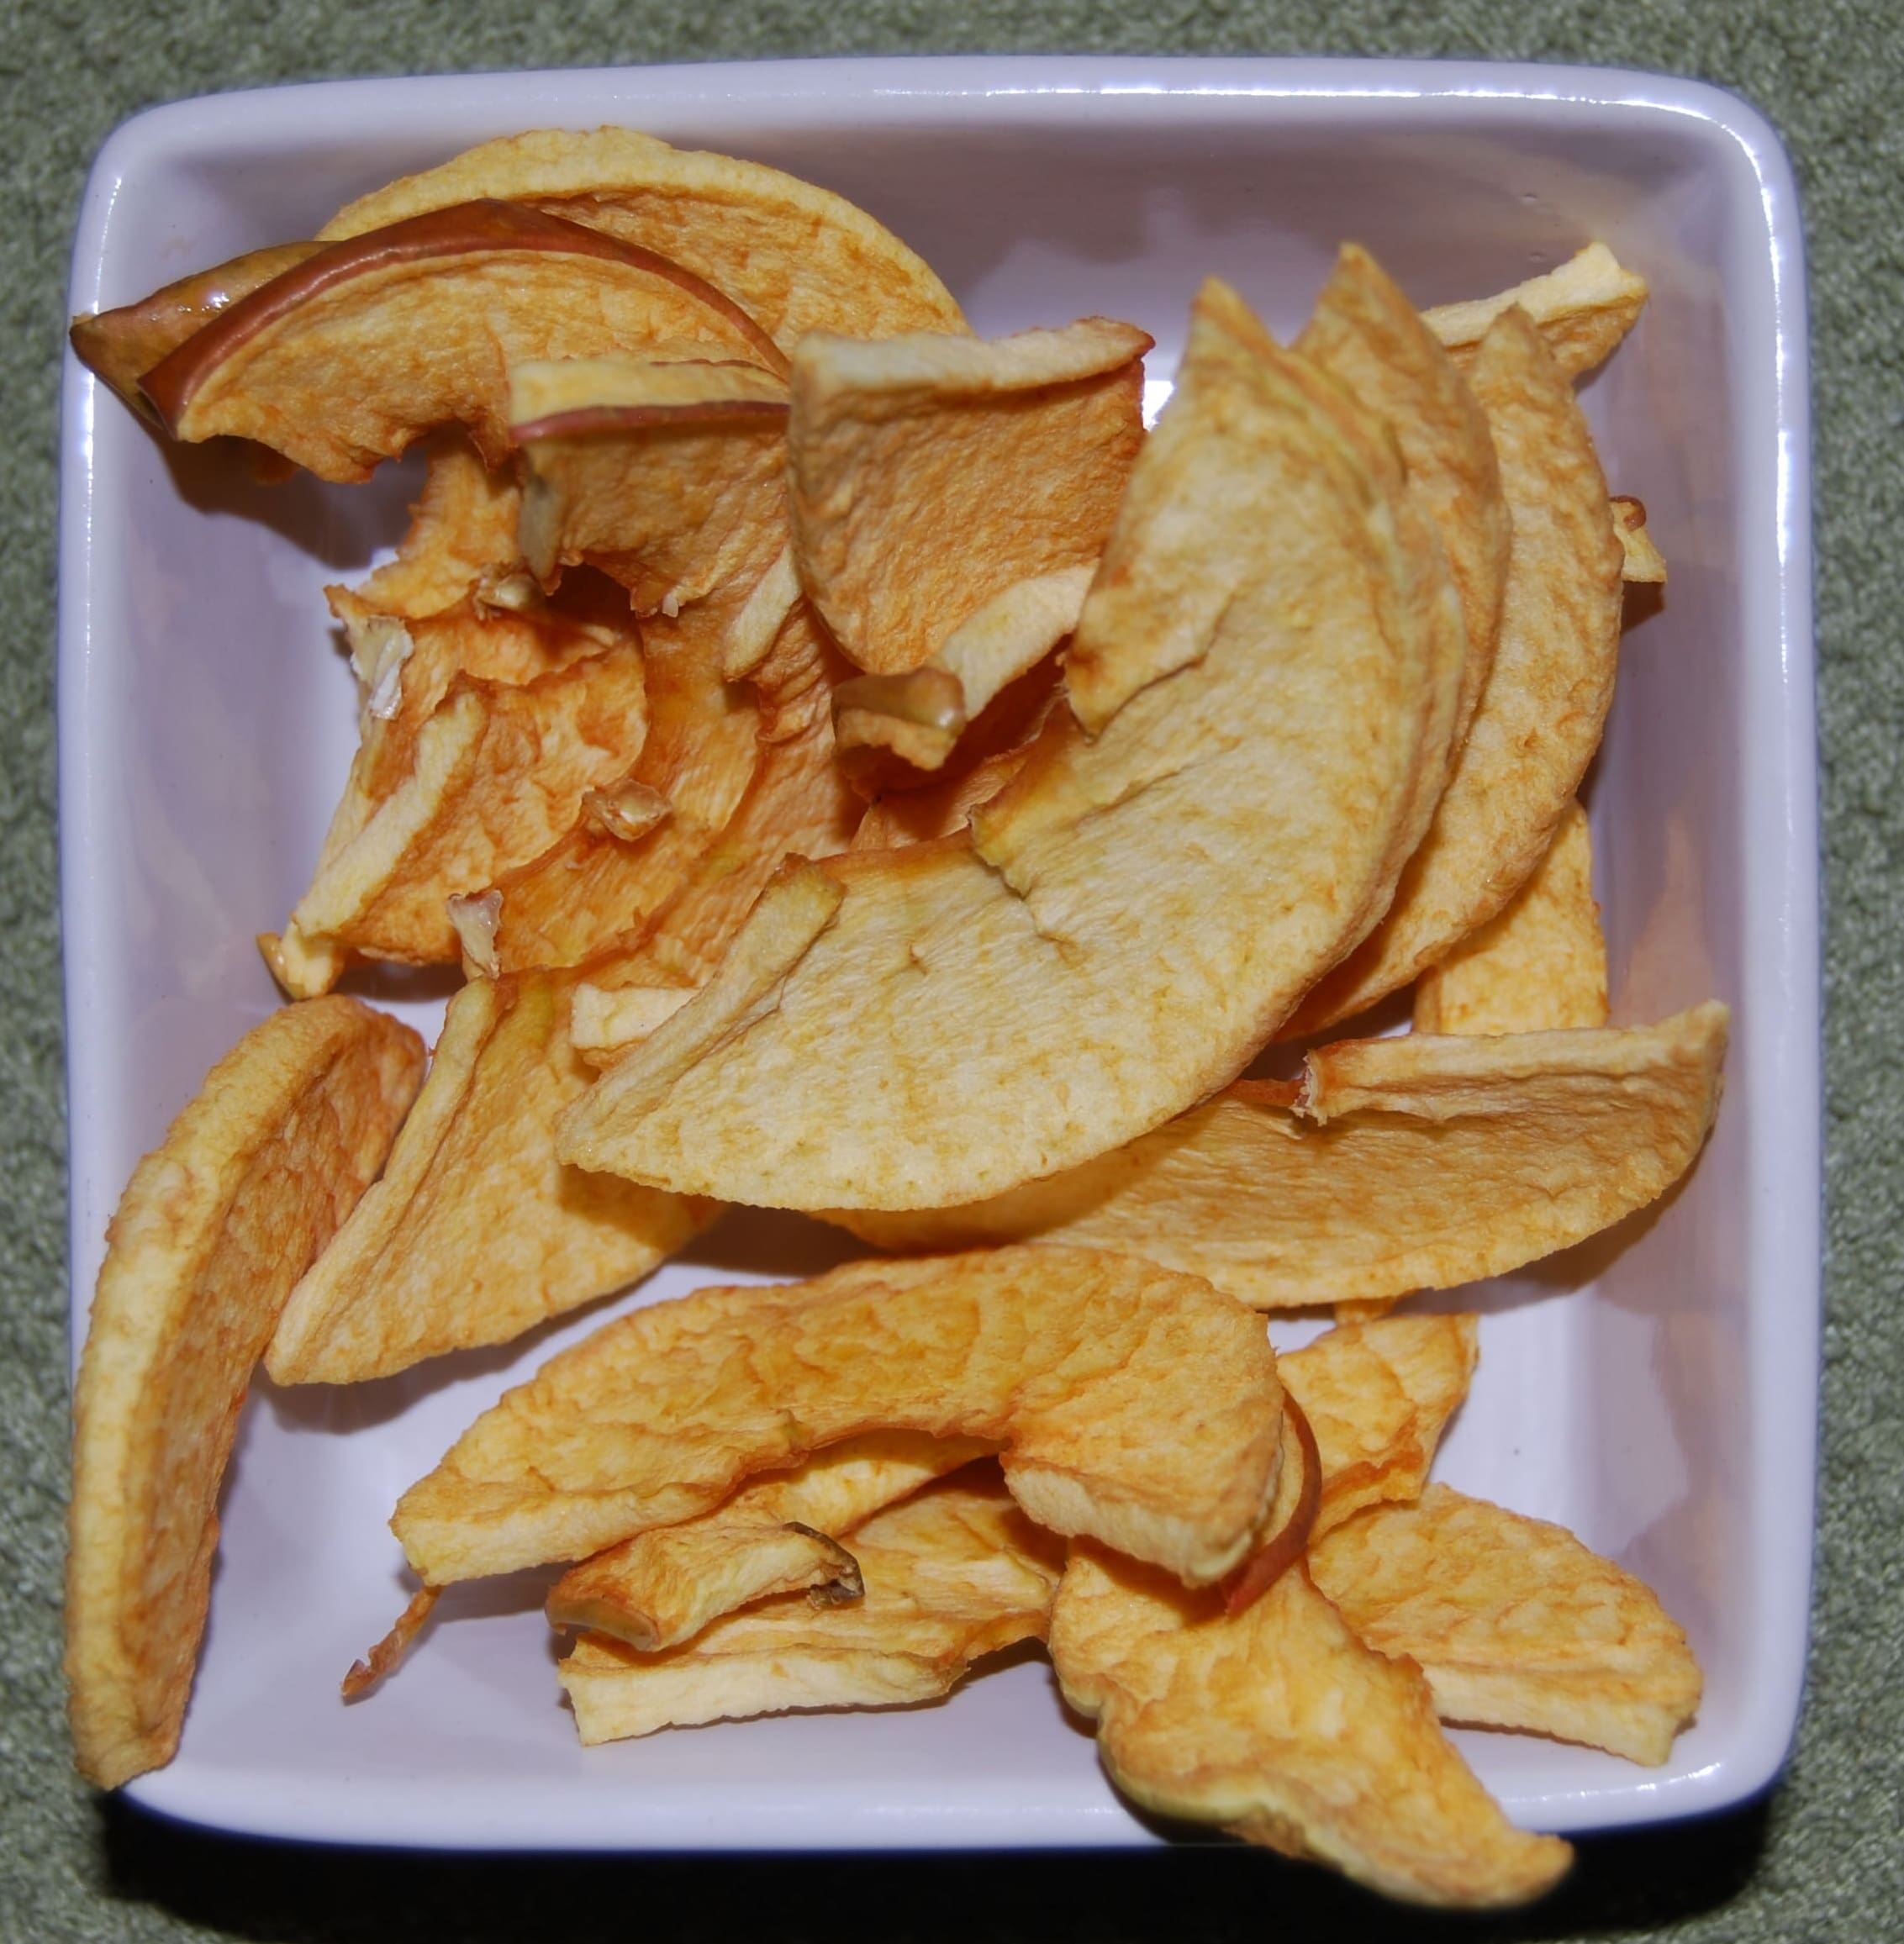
[1050,1551,1571,1907]
[1414,798,1607,1035]
[509,353,790,613]
[829,1005,1725,1310]
[556,1467,1064,1744]
[545,1431,987,1652]
[1311,1484,1702,1766]
[266,972,716,1385]
[1288,304,1625,1035]
[390,1247,1284,1588]
[319,125,968,348]
[555,279,1450,1211]
[140,200,785,482]
[1296,243,1507,755]
[788,317,1149,679]
[1424,241,1648,380]
[68,998,424,1786]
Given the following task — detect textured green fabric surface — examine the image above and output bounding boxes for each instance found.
[3,1,1897,1937]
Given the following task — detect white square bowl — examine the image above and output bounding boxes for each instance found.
[60,56,1818,1852]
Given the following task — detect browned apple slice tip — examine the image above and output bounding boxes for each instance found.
[1222,1396,1321,1616]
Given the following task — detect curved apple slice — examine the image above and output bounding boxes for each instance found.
[828,1005,1724,1310]
[1296,244,1507,756]
[1425,242,1648,380]
[140,200,785,482]
[70,240,321,425]
[789,318,1149,677]
[509,353,789,612]
[68,998,424,1785]
[555,281,1449,1212]
[1413,797,1606,1035]
[319,125,968,347]
[1288,304,1625,1035]
[391,1246,1284,1588]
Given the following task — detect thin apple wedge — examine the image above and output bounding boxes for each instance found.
[319,126,968,348]
[138,200,785,482]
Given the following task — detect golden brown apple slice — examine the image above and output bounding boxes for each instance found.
[556,1467,1064,1744]
[266,972,716,1385]
[1311,1485,1702,1765]
[1425,242,1648,379]
[391,1247,1284,1588]
[545,1432,986,1653]
[1296,244,1507,756]
[509,354,789,613]
[1414,798,1607,1035]
[789,318,1149,677]
[140,200,785,482]
[1287,305,1625,1035]
[70,240,321,424]
[67,998,424,1786]
[1612,494,1669,583]
[828,1007,1726,1311]
[554,281,1451,1212]
[1049,1549,1572,1908]
[319,126,968,348]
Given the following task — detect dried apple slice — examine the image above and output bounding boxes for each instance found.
[828,1006,1723,1309]
[1424,242,1648,380]
[70,240,321,424]
[1311,1484,1702,1765]
[1414,798,1607,1035]
[556,1467,1064,1743]
[1288,304,1625,1035]
[1279,1314,1479,1537]
[391,1247,1285,1588]
[510,353,790,611]
[279,637,649,978]
[556,280,1450,1211]
[1296,243,1508,754]
[266,972,715,1385]
[1049,1549,1572,1907]
[319,126,967,348]
[546,1431,986,1652]
[140,200,784,482]
[67,998,424,1786]
[788,318,1148,678]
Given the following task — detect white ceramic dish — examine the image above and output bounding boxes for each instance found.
[60,56,1817,1852]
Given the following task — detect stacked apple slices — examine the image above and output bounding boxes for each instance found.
[67,128,1713,1911]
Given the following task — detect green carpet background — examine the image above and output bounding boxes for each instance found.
[3,3,1896,1938]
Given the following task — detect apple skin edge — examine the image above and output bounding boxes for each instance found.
[120,198,788,441]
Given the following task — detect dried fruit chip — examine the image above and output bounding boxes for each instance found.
[545,1431,985,1652]
[556,1467,1063,1743]
[391,1247,1284,1588]
[319,126,968,348]
[831,1008,1723,1311]
[788,318,1149,677]
[1414,798,1607,1035]
[1311,1485,1702,1765]
[510,353,790,612]
[1295,243,1508,755]
[1049,1551,1572,1908]
[140,201,784,482]
[1424,242,1649,379]
[1289,305,1625,1034]
[555,280,1449,1210]
[67,997,425,1786]
[1279,1314,1479,1537]
[280,637,649,977]
[266,973,716,1384]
